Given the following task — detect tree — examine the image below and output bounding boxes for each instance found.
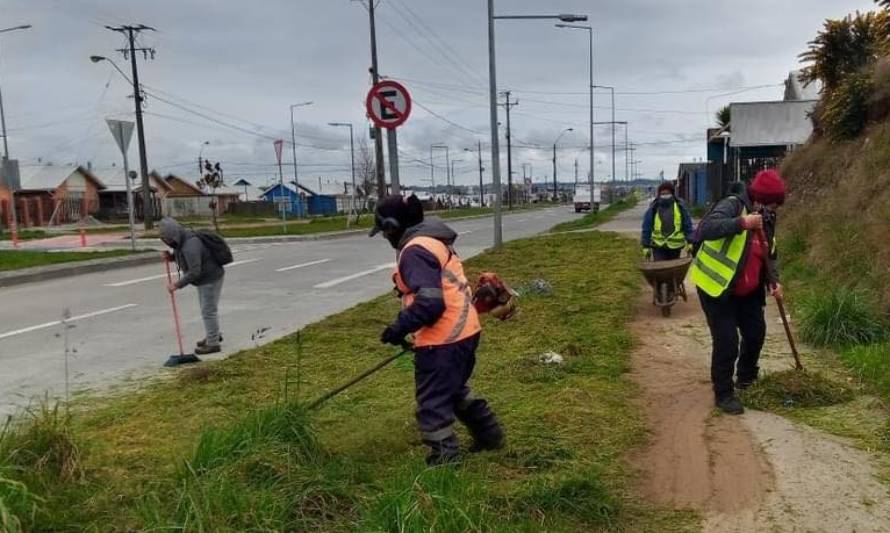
[799,12,884,91]
[355,136,376,210]
[715,105,731,129]
[197,161,224,231]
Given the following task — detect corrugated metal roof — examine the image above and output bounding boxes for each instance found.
[729,100,816,148]
[99,169,170,193]
[19,165,106,191]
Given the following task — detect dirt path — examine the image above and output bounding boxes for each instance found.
[629,280,890,532]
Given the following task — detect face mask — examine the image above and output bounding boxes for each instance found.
[659,193,672,201]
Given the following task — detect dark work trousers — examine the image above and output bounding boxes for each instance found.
[414,333,502,458]
[653,247,682,261]
[698,288,767,400]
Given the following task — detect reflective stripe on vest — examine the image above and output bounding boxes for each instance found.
[691,206,749,297]
[394,236,481,347]
[652,201,686,249]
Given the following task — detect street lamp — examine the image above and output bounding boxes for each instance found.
[552,128,574,201]
[555,23,595,207]
[0,24,32,247]
[431,143,449,205]
[593,85,616,192]
[488,2,587,247]
[328,122,357,225]
[450,159,462,204]
[91,53,153,229]
[464,143,485,207]
[290,101,313,215]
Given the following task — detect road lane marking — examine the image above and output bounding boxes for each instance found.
[276,258,332,272]
[104,258,261,287]
[0,304,139,341]
[314,263,395,289]
[514,218,527,223]
[458,230,474,235]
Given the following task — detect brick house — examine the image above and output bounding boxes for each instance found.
[16,165,106,227]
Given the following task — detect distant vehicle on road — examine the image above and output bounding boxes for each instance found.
[573,184,601,213]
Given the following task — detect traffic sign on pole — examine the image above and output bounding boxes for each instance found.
[106,119,135,154]
[366,80,412,130]
[106,119,137,250]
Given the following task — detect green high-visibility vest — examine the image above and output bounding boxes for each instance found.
[652,201,686,249]
[691,205,749,297]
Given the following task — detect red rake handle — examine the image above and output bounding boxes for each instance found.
[163,255,186,356]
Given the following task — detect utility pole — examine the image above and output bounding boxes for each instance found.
[499,90,518,209]
[364,0,387,197]
[477,141,484,206]
[107,24,156,229]
[574,158,579,187]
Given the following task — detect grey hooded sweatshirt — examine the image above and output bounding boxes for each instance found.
[159,218,225,288]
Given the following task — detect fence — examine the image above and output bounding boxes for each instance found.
[163,196,215,218]
[226,201,279,217]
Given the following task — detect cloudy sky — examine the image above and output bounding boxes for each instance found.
[1,0,875,189]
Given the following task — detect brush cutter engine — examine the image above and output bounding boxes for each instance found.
[472,272,518,321]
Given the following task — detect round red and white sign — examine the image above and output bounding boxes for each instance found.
[366,80,412,130]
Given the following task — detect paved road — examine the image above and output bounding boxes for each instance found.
[0,207,580,414]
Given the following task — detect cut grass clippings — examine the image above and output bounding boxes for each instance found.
[550,196,638,233]
[741,370,856,411]
[0,249,137,272]
[0,228,695,531]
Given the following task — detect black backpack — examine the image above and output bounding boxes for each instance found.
[196,230,233,266]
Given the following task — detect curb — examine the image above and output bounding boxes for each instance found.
[0,252,160,289]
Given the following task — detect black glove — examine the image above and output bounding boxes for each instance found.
[380,324,406,346]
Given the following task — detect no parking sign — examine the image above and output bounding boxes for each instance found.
[366,80,412,130]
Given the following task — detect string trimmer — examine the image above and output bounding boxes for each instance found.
[308,342,412,410]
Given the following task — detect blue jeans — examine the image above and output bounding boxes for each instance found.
[196,275,224,346]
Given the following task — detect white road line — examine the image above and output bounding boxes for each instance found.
[276,258,332,273]
[0,304,139,341]
[104,258,261,287]
[105,273,167,287]
[514,218,527,223]
[314,263,395,289]
[458,230,474,235]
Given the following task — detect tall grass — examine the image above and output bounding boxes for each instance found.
[842,343,890,400]
[510,468,619,529]
[363,465,492,532]
[798,288,888,348]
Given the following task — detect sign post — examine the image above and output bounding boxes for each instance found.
[106,119,137,250]
[366,80,412,195]
[274,139,286,231]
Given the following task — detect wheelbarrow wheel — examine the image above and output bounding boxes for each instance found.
[660,283,672,317]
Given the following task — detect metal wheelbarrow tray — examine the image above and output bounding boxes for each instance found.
[638,256,693,316]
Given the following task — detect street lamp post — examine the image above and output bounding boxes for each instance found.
[450,159,462,205]
[556,23,594,209]
[431,143,449,206]
[488,2,586,248]
[290,101,313,216]
[552,128,574,202]
[465,142,485,207]
[0,24,32,247]
[593,85,616,193]
[328,122,357,226]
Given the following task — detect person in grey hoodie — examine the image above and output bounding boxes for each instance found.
[159,217,225,355]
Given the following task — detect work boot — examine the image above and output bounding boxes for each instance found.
[422,431,460,467]
[455,395,505,452]
[468,424,505,453]
[197,335,223,348]
[195,344,221,355]
[736,378,757,390]
[716,395,744,415]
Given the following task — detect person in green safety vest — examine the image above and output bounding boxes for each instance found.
[691,169,785,415]
[641,181,694,261]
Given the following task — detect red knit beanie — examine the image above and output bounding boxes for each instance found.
[749,169,786,205]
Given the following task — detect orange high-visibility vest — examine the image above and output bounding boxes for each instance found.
[394,236,481,348]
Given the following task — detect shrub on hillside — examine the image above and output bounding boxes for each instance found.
[799,288,888,348]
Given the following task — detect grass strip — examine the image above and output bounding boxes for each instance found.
[0,249,137,272]
[550,196,638,233]
[1,229,694,531]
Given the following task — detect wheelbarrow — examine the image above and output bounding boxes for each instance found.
[638,256,693,317]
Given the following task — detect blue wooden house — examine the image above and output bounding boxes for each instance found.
[261,183,305,217]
